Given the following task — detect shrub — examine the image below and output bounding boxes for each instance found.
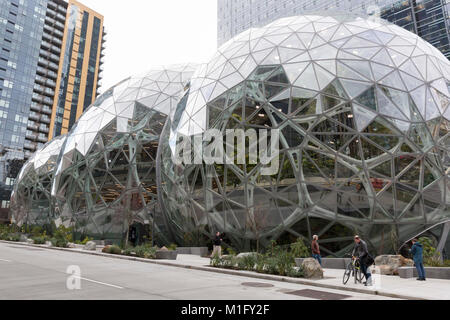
[6,233,21,242]
[237,254,258,271]
[30,226,43,237]
[32,236,48,245]
[134,245,157,259]
[168,243,178,251]
[211,243,304,278]
[81,237,93,245]
[290,238,309,258]
[104,245,122,255]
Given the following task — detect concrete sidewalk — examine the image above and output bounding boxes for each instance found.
[2,240,449,300]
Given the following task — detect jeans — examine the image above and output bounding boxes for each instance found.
[313,254,322,266]
[415,260,426,279]
[360,259,371,281]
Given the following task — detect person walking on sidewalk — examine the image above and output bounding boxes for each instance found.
[410,238,426,281]
[311,235,322,267]
[212,232,223,258]
[352,235,373,286]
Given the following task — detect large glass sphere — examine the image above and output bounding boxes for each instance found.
[52,64,196,241]
[10,135,66,227]
[159,13,450,255]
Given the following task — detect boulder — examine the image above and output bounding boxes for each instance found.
[156,250,178,260]
[26,239,34,244]
[19,235,28,243]
[237,252,258,259]
[45,241,53,247]
[83,241,97,251]
[301,258,324,279]
[67,242,76,249]
[374,255,413,275]
[159,246,169,252]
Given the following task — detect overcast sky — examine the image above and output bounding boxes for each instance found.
[79,0,218,91]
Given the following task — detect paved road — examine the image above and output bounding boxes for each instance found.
[0,242,396,300]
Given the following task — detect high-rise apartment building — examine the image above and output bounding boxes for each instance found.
[0,0,105,219]
[217,0,450,59]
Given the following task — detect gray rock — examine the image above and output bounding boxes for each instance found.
[45,241,53,247]
[374,255,413,275]
[19,235,28,243]
[83,241,97,251]
[301,258,324,279]
[26,239,34,244]
[155,250,178,260]
[236,252,258,259]
[67,242,77,249]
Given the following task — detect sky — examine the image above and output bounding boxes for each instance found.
[79,0,218,92]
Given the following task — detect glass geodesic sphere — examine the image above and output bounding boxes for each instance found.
[159,13,450,255]
[10,135,67,227]
[52,64,196,241]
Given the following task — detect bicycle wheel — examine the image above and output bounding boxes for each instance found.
[343,264,352,285]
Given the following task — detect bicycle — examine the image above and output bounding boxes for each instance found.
[343,256,364,285]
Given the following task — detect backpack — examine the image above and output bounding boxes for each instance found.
[365,253,375,267]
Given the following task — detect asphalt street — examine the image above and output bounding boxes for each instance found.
[0,242,396,300]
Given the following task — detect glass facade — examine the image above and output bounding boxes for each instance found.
[160,13,450,255]
[0,0,105,222]
[48,64,196,241]
[0,0,48,215]
[9,13,450,257]
[217,0,450,59]
[10,134,66,226]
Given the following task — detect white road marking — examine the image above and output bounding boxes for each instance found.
[74,276,124,289]
[0,259,11,262]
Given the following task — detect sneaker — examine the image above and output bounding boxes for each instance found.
[365,278,373,286]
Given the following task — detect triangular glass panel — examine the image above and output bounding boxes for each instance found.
[352,103,377,132]
[355,87,377,111]
[293,63,319,90]
[323,79,348,99]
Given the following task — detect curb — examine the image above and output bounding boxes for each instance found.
[0,240,424,300]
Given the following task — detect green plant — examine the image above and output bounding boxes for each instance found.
[6,233,21,242]
[168,243,178,251]
[134,244,157,259]
[290,238,309,258]
[32,236,49,245]
[105,245,122,255]
[30,226,43,236]
[81,237,93,245]
[225,247,237,256]
[419,237,442,266]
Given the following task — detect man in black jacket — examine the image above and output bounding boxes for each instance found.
[212,232,223,258]
[352,235,373,286]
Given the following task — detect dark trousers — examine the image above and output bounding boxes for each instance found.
[360,259,371,280]
[415,260,426,279]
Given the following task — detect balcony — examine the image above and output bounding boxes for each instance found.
[26,133,38,140]
[42,107,53,115]
[29,113,39,121]
[30,103,41,112]
[39,126,50,134]
[41,116,51,124]
[37,136,48,143]
[23,142,37,151]
[27,122,38,131]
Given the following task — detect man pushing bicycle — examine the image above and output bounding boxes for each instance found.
[352,235,374,287]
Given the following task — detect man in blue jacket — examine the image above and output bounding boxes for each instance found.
[410,239,426,281]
